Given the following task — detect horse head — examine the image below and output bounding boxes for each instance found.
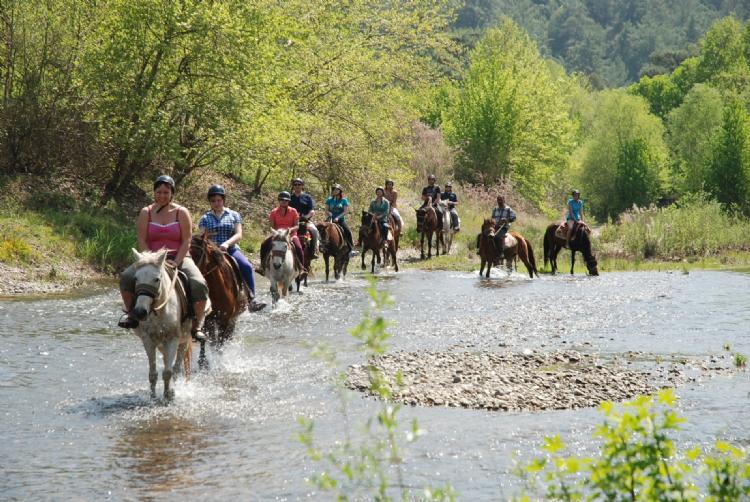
[576,227,599,276]
[132,248,169,321]
[481,219,495,237]
[271,228,291,270]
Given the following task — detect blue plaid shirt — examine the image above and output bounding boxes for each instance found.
[199,209,242,248]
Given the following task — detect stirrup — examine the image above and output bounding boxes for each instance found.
[117,313,139,329]
[191,328,206,342]
[248,299,267,312]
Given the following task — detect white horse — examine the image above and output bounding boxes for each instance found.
[130,249,193,401]
[437,200,454,254]
[264,229,299,304]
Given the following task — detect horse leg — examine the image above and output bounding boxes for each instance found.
[371,249,376,274]
[361,247,367,270]
[144,338,158,399]
[324,254,330,282]
[270,278,279,304]
[391,246,398,272]
[420,232,425,260]
[570,250,576,275]
[162,338,179,401]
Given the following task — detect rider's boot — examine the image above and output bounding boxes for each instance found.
[248,290,267,312]
[191,300,207,341]
[117,291,139,329]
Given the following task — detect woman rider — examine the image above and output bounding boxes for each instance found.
[368,187,391,244]
[260,191,305,269]
[565,189,584,246]
[198,184,266,312]
[325,184,354,249]
[383,179,402,232]
[118,175,209,341]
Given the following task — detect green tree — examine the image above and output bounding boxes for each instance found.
[707,96,750,213]
[445,18,574,206]
[666,83,723,193]
[580,90,669,218]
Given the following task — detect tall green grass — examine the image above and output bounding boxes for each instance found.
[599,193,750,260]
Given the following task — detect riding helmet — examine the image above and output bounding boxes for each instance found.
[427,174,436,180]
[154,175,176,192]
[572,189,580,196]
[291,177,304,185]
[207,184,226,199]
[385,178,394,185]
[375,186,385,194]
[332,183,343,192]
[445,182,453,188]
[278,191,292,201]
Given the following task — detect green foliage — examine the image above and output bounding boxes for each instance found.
[735,353,748,368]
[444,18,574,206]
[707,97,750,214]
[298,278,455,501]
[518,389,750,500]
[598,192,750,259]
[579,90,669,219]
[0,237,34,264]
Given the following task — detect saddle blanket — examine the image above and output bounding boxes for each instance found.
[554,223,569,240]
[503,233,518,248]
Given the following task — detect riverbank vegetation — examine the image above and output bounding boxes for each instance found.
[3,2,750,281]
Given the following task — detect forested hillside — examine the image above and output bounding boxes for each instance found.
[455,0,750,86]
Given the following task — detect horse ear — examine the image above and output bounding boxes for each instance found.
[132,248,141,261]
[157,249,168,267]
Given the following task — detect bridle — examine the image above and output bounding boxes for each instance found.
[134,262,178,314]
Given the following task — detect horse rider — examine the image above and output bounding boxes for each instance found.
[118,175,209,341]
[383,179,402,233]
[325,183,355,250]
[198,184,266,312]
[369,187,391,245]
[477,194,517,264]
[441,182,461,232]
[260,191,306,270]
[565,189,585,247]
[289,177,319,259]
[420,173,444,224]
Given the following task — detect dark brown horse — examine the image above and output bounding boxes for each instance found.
[296,218,315,289]
[316,221,350,281]
[478,219,498,278]
[360,211,398,273]
[190,233,247,350]
[416,205,443,259]
[543,223,599,275]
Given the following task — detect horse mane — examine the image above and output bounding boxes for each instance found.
[134,249,168,268]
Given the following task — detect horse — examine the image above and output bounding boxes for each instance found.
[263,228,301,304]
[360,211,398,273]
[189,233,247,351]
[543,222,599,276]
[296,217,316,288]
[415,204,444,259]
[316,221,350,281]
[503,230,539,278]
[478,219,499,278]
[130,249,193,401]
[436,199,454,254]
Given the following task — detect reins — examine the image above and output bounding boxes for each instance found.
[152,263,179,312]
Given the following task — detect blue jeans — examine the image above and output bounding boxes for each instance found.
[228,247,256,296]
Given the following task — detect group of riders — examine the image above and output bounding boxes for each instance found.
[117,173,585,340]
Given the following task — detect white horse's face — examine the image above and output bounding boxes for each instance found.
[133,262,163,321]
[271,238,290,270]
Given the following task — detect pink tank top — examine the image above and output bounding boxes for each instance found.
[147,206,182,256]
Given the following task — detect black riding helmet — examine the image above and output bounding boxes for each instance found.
[278,191,291,201]
[154,175,175,192]
[207,184,226,199]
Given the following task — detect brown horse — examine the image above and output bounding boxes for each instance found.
[316,221,350,281]
[190,233,247,351]
[416,205,443,259]
[478,219,499,278]
[296,218,315,289]
[543,222,599,276]
[477,220,538,278]
[360,211,398,273]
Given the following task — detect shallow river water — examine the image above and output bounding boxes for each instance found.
[1,269,749,500]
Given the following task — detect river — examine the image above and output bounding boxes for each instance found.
[1,269,749,500]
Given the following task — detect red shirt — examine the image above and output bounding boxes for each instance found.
[269,206,299,231]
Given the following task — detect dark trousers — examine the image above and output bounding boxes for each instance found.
[228,247,256,296]
[337,220,354,248]
[493,226,508,253]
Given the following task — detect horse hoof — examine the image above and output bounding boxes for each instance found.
[198,355,209,371]
[164,389,175,401]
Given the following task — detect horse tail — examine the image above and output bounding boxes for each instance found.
[526,238,539,277]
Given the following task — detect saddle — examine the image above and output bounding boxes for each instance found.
[502,233,518,249]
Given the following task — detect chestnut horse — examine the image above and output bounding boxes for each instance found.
[477,219,538,278]
[360,211,398,273]
[296,217,315,289]
[190,234,247,360]
[543,223,599,276]
[416,205,443,259]
[316,221,350,281]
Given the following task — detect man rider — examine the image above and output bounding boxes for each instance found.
[420,174,444,225]
[565,189,584,247]
[383,179,402,233]
[476,195,516,264]
[290,177,319,259]
[441,183,460,232]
